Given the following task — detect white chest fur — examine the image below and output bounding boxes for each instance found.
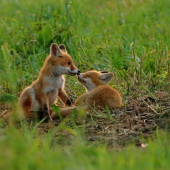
[43,75,65,94]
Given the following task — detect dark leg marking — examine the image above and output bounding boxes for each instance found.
[66,98,72,106]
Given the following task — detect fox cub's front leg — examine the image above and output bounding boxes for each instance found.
[58,88,72,106]
[39,94,53,120]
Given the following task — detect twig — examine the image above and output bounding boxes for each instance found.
[0,109,7,117]
[89,112,96,127]
[88,103,99,115]
[128,125,138,134]
[142,99,158,114]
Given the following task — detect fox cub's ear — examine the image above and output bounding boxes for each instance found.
[50,43,62,57]
[99,73,113,84]
[59,44,67,53]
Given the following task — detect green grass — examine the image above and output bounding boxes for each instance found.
[0,126,170,170]
[1,0,170,169]
[1,0,170,95]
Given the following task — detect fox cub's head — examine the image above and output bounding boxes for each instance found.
[78,70,113,91]
[48,43,80,76]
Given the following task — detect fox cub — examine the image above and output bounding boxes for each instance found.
[4,43,80,120]
[75,70,122,110]
[50,70,122,119]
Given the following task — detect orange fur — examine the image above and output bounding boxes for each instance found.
[4,43,79,121]
[75,70,122,109]
[75,85,122,109]
[50,70,122,119]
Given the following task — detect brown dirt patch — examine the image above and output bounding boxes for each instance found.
[1,90,170,147]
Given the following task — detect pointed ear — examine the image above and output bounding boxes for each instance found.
[99,73,113,84]
[50,43,62,57]
[59,44,67,53]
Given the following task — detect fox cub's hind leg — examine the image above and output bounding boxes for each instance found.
[19,87,36,118]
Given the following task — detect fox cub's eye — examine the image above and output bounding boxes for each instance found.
[67,62,71,65]
[88,75,92,78]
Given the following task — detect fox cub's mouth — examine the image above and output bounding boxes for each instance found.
[68,71,78,76]
[78,76,86,84]
[68,70,80,76]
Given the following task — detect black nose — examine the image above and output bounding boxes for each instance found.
[77,70,80,75]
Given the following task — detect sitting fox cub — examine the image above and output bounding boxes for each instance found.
[51,70,122,119]
[4,43,80,120]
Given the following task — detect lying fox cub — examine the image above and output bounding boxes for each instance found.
[51,70,122,119]
[4,43,80,120]
[75,70,122,109]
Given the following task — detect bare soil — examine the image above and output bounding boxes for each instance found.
[0,90,170,147]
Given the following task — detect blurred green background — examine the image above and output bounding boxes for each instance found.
[0,0,170,169]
